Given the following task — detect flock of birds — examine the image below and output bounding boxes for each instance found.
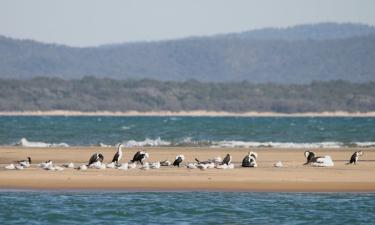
[3,144,364,171]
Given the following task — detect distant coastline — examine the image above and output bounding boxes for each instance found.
[1,110,375,117]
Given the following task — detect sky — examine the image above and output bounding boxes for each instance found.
[0,0,374,47]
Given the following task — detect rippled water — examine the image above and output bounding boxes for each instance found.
[0,192,374,224]
[0,116,375,147]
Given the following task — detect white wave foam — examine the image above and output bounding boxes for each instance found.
[16,138,69,148]
[209,141,375,148]
[123,137,171,147]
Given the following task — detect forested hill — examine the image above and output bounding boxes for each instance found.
[0,77,374,113]
[0,23,375,83]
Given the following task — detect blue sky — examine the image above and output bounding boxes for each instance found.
[1,0,374,46]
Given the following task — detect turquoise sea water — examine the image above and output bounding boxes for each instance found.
[0,116,374,147]
[0,191,374,224]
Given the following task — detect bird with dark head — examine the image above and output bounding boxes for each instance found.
[242,152,258,167]
[88,153,104,166]
[111,144,123,165]
[304,151,316,165]
[131,150,149,165]
[173,155,185,167]
[347,150,363,165]
[221,154,232,165]
[16,157,32,167]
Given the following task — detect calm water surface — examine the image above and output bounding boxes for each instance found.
[0,191,374,225]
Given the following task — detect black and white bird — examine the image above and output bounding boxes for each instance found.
[347,150,363,165]
[221,154,232,165]
[242,152,258,167]
[131,150,149,165]
[111,144,123,165]
[304,151,317,165]
[173,155,185,167]
[16,157,31,167]
[88,153,104,166]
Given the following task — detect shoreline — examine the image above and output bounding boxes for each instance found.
[1,147,375,192]
[1,110,375,117]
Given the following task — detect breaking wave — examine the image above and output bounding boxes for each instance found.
[16,138,69,148]
[118,138,375,148]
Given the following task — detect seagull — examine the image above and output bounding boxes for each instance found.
[131,150,149,165]
[88,153,104,166]
[173,155,185,167]
[160,160,171,166]
[111,144,123,165]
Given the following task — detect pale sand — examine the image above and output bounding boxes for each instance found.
[0,147,374,192]
[1,110,375,117]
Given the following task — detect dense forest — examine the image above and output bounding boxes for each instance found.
[0,77,374,113]
[0,23,375,83]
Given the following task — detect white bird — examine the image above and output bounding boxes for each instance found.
[274,161,283,167]
[63,162,74,168]
[39,160,53,169]
[78,164,88,170]
[140,162,150,170]
[117,163,129,170]
[5,164,15,170]
[54,166,64,171]
[187,163,197,169]
[88,161,103,169]
[160,160,171,166]
[197,163,208,170]
[106,162,116,168]
[150,162,161,169]
[311,156,334,167]
[128,162,137,169]
[15,165,24,170]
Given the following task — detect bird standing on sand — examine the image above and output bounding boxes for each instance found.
[111,144,123,165]
[88,153,104,166]
[347,151,363,165]
[221,154,232,165]
[173,155,185,167]
[131,150,149,165]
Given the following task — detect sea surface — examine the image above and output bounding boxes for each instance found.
[0,191,374,225]
[0,116,374,148]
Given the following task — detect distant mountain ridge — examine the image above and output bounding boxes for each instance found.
[0,23,375,83]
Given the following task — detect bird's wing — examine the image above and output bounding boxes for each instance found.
[88,154,98,165]
[112,152,119,162]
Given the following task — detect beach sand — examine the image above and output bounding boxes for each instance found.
[0,147,374,192]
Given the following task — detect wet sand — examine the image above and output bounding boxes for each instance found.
[0,147,374,192]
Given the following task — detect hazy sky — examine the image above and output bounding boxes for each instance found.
[1,0,374,46]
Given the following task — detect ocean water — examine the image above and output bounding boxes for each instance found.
[0,191,374,225]
[0,116,374,148]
